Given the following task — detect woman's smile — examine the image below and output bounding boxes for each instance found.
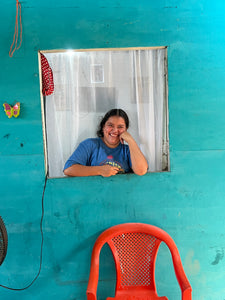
[102,116,126,148]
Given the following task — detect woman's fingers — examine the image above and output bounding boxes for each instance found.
[120,131,133,144]
[101,165,120,177]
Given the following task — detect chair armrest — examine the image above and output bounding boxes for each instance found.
[86,291,97,300]
[86,247,101,300]
[86,263,98,300]
[172,254,192,300]
[182,287,192,300]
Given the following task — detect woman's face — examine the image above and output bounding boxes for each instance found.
[102,116,127,148]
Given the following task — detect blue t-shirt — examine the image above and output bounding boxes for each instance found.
[64,138,132,173]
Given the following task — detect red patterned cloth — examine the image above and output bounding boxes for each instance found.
[41,53,54,96]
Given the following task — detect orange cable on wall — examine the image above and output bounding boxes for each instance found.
[9,0,22,57]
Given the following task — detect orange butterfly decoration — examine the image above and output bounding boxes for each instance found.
[3,102,20,118]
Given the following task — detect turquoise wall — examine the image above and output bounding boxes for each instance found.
[1,1,225,299]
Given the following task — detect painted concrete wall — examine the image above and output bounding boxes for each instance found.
[1,1,225,299]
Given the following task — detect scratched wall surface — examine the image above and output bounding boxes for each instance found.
[0,1,225,299]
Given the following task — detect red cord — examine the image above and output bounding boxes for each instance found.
[9,0,22,57]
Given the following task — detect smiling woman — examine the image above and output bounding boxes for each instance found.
[97,108,129,147]
[103,117,126,148]
[63,109,148,177]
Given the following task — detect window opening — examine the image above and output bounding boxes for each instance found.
[39,47,169,178]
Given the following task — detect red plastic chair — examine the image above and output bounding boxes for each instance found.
[87,223,192,300]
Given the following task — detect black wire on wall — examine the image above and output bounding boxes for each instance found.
[0,174,48,291]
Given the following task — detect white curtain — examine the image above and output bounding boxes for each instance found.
[43,48,168,178]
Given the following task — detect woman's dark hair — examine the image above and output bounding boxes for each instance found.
[97,109,129,137]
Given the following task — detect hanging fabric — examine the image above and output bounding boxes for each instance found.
[41,53,54,96]
[9,0,22,57]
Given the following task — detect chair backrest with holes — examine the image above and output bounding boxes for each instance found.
[108,231,161,292]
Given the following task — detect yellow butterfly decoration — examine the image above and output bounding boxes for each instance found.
[3,102,20,118]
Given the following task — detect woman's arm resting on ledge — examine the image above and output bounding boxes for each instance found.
[120,132,148,176]
[64,164,120,177]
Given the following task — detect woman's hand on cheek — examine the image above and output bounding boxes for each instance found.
[120,131,133,144]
